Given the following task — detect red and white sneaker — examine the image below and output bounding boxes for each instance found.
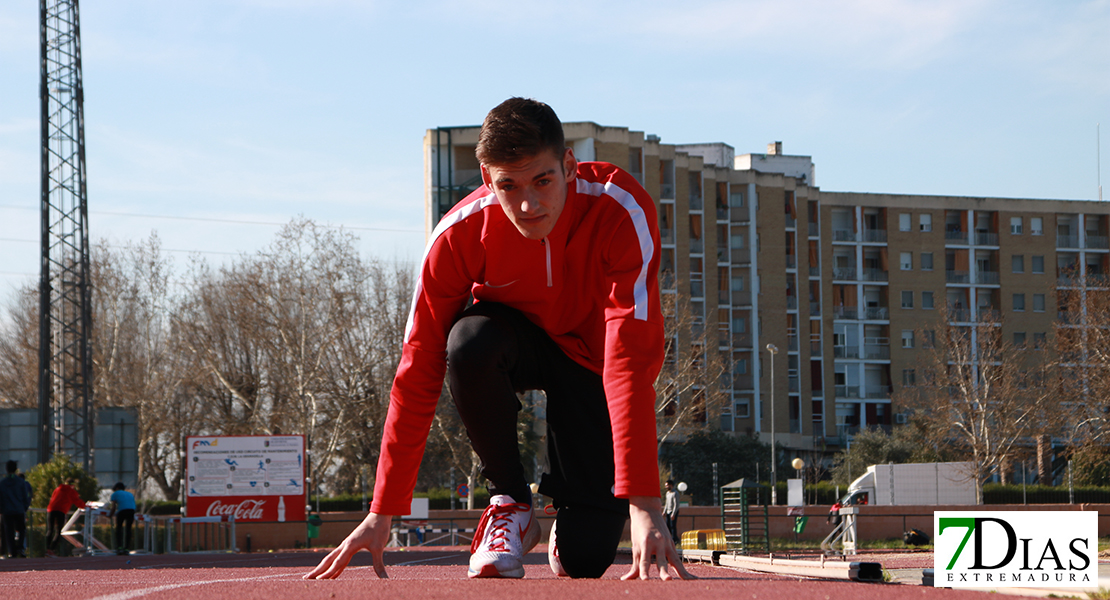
[468,495,540,578]
[547,517,568,577]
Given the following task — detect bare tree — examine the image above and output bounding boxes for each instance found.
[0,287,39,408]
[654,290,730,448]
[897,304,1057,502]
[1053,281,1110,448]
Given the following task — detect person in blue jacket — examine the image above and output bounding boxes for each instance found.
[108,482,136,555]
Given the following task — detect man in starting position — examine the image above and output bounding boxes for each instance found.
[306,98,691,581]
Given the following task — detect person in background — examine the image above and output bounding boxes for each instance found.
[663,480,679,545]
[107,482,136,555]
[0,460,31,558]
[46,478,86,556]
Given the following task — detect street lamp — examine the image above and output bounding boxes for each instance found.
[766,343,779,505]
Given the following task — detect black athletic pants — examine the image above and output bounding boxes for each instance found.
[1,513,25,558]
[447,302,628,578]
[47,510,66,552]
[115,509,135,551]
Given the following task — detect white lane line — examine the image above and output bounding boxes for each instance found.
[86,572,297,600]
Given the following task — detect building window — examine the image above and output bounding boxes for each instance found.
[1013,293,1025,311]
[901,290,914,308]
[1012,255,1024,273]
[1032,255,1045,274]
[900,252,913,270]
[731,276,744,291]
[1033,293,1045,312]
[920,214,932,232]
[902,369,916,386]
[899,213,911,232]
[1033,332,1046,349]
[1011,217,1023,235]
[1014,332,1026,347]
[920,252,934,271]
[1031,217,1043,235]
[730,192,744,208]
[901,330,915,349]
[736,399,750,418]
[922,291,934,309]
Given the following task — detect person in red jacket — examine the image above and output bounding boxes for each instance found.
[307,98,691,582]
[46,478,85,556]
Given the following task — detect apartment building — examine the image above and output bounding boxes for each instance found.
[423,122,1110,457]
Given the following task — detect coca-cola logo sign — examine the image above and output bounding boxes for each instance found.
[206,499,266,520]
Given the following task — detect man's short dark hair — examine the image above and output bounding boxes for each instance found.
[475,97,565,166]
[5,460,16,474]
[666,479,674,486]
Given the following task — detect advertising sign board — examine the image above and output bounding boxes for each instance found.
[185,435,306,522]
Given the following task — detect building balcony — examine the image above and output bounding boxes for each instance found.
[1058,234,1079,249]
[946,270,970,284]
[731,247,751,265]
[660,272,675,290]
[861,229,887,243]
[786,296,798,310]
[864,385,892,399]
[832,267,856,281]
[974,232,999,246]
[860,269,888,282]
[834,385,860,399]
[732,333,753,348]
[660,228,674,245]
[810,342,822,356]
[690,194,703,211]
[1086,235,1110,250]
[810,301,821,315]
[863,344,890,360]
[786,255,797,269]
[861,306,889,320]
[718,289,730,304]
[833,345,860,359]
[833,229,856,243]
[809,222,819,237]
[975,270,1000,285]
[660,183,675,199]
[716,246,729,264]
[730,206,749,223]
[785,215,797,229]
[788,376,800,393]
[809,266,820,278]
[945,230,969,244]
[732,289,751,306]
[716,207,729,221]
[690,238,704,254]
[787,336,799,352]
[733,375,754,390]
[833,306,858,320]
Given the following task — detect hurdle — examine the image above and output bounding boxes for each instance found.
[61,501,153,555]
[164,515,237,554]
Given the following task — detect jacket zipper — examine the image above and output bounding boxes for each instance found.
[543,238,553,287]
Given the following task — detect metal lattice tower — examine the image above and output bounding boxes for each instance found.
[37,0,94,472]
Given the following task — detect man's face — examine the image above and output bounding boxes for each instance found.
[481,147,577,240]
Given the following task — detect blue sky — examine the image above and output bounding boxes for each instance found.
[1,0,1108,296]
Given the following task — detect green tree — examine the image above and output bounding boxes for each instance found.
[659,430,770,505]
[25,453,100,509]
[830,426,946,486]
[1070,444,1110,486]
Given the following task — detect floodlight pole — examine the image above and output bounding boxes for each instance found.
[766,343,779,505]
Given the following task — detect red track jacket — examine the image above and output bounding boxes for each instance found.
[370,162,664,515]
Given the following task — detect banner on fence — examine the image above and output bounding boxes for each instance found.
[185,435,306,522]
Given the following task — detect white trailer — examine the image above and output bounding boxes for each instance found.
[845,461,977,506]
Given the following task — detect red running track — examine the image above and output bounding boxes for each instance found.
[0,546,1036,600]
